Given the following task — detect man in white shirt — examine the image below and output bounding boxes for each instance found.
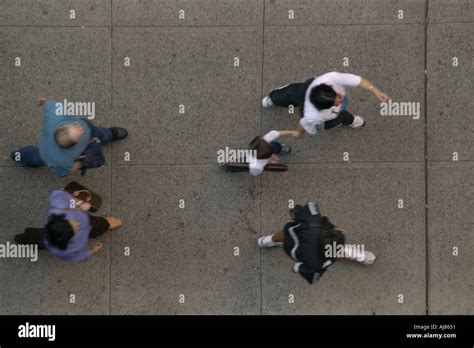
[262,72,389,138]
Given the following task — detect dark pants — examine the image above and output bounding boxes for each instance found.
[269,78,315,107]
[268,79,354,128]
[323,110,354,129]
[14,215,110,250]
[270,141,282,154]
[10,120,112,168]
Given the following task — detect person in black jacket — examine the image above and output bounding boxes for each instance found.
[258,202,376,284]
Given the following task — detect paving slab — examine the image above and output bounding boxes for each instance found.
[260,162,425,314]
[0,0,111,27]
[262,24,425,163]
[0,27,112,166]
[111,26,262,165]
[428,0,474,23]
[113,0,263,26]
[427,23,474,161]
[0,166,111,315]
[0,0,473,317]
[110,165,260,314]
[264,0,425,25]
[428,162,474,314]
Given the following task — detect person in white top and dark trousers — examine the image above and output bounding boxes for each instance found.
[248,130,298,176]
[223,129,298,175]
[261,72,390,138]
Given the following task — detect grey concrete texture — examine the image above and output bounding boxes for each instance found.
[428,162,474,315]
[0,0,111,27]
[264,0,426,25]
[428,0,474,23]
[113,0,264,26]
[110,165,260,314]
[111,26,262,165]
[0,0,472,315]
[427,23,474,161]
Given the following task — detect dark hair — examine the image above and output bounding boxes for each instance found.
[54,125,78,149]
[320,229,346,259]
[249,136,273,159]
[45,213,74,250]
[309,84,337,110]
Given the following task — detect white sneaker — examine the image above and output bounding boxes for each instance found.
[344,245,376,265]
[262,96,274,108]
[258,235,283,248]
[358,251,376,265]
[349,115,365,128]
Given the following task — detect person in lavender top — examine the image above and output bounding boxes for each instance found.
[14,190,123,263]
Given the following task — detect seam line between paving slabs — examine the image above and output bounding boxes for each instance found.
[258,0,266,316]
[8,21,474,29]
[109,160,428,167]
[423,0,429,316]
[0,23,429,29]
[109,0,113,316]
[4,159,474,170]
[3,159,474,170]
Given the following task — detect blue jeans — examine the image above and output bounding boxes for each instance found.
[82,119,113,145]
[11,120,112,167]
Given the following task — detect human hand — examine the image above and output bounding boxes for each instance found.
[37,97,48,106]
[78,201,91,211]
[92,243,103,255]
[295,131,305,139]
[375,91,390,102]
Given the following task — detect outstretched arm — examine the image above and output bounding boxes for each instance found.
[71,161,83,173]
[293,124,306,139]
[358,78,389,102]
[278,130,299,138]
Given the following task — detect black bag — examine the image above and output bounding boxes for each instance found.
[79,138,105,176]
[284,203,326,284]
[223,162,288,172]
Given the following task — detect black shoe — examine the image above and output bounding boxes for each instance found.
[110,127,128,141]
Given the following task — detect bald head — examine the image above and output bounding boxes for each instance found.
[54,123,84,149]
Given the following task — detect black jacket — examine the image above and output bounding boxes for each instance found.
[283,202,335,284]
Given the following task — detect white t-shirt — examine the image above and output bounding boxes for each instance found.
[300,72,362,135]
[248,130,280,176]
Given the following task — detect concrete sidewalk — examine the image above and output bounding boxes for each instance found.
[0,0,473,315]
